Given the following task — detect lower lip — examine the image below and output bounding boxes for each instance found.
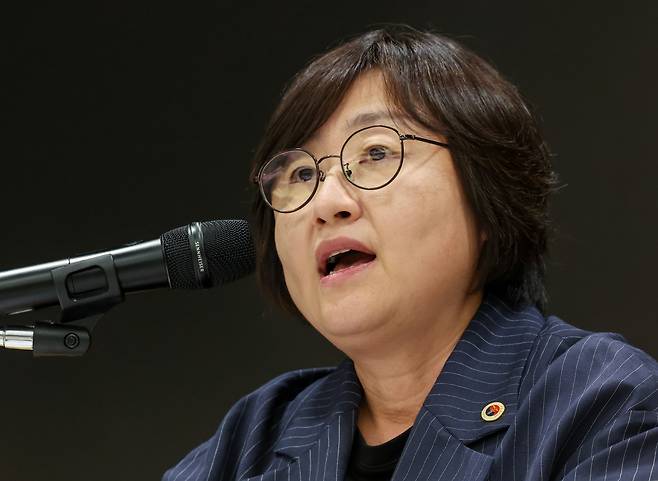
[319,258,376,287]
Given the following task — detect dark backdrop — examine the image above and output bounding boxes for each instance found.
[2,1,657,480]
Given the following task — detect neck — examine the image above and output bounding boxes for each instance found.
[351,291,482,445]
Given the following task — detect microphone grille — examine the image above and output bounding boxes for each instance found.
[161,225,196,289]
[200,219,256,286]
[161,219,255,289]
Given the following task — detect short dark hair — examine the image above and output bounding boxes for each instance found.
[249,25,558,317]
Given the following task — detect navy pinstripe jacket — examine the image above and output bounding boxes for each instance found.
[163,295,658,481]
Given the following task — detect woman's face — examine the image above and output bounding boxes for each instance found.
[273,71,483,356]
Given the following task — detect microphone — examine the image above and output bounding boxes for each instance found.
[0,219,255,317]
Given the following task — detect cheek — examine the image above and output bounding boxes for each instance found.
[274,219,293,275]
[274,218,307,294]
[380,169,479,275]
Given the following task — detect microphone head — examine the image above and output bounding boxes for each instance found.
[160,219,255,289]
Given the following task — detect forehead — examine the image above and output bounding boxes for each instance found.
[302,72,415,151]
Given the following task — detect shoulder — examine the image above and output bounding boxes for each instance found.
[238,365,337,416]
[162,365,336,481]
[520,314,658,412]
[511,314,658,479]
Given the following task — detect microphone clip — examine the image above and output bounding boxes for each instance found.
[2,254,125,357]
[52,253,125,322]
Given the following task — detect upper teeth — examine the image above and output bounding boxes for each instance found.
[325,249,352,274]
[327,249,350,261]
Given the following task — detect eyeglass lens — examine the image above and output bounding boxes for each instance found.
[260,126,403,212]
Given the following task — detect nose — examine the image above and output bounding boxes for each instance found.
[312,155,362,225]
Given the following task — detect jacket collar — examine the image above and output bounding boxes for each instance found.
[274,293,545,461]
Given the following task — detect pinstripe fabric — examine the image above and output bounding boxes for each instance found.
[163,294,658,481]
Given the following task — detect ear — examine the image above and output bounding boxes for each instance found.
[478,228,488,247]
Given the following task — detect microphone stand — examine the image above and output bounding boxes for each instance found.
[1,254,125,357]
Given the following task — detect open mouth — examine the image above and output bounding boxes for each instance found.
[322,249,377,277]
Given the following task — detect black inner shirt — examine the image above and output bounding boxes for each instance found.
[345,427,412,481]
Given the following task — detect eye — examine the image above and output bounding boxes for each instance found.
[289,166,316,183]
[362,145,391,162]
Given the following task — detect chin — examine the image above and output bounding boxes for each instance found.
[314,302,389,340]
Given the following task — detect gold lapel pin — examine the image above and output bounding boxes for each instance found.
[481,401,505,422]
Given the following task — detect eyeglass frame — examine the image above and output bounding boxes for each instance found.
[253,124,450,213]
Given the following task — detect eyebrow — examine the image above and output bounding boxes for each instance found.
[301,110,414,151]
[345,110,401,130]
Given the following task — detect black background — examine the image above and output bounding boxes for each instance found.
[2,1,657,480]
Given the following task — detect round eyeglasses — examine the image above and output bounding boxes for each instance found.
[254,124,449,213]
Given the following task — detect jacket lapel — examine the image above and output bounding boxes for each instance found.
[268,357,362,481]
[391,295,546,481]
[265,294,545,481]
[391,410,493,480]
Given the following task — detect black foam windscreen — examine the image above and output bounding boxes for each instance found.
[160,219,255,289]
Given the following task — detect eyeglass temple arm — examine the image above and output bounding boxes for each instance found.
[400,134,449,148]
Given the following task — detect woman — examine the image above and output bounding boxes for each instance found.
[164,26,658,481]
